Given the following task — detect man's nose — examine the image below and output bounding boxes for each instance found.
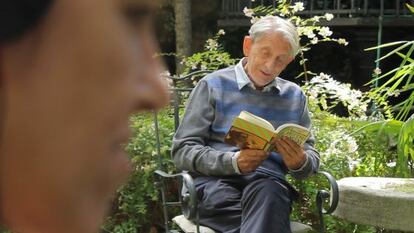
[264,59,278,73]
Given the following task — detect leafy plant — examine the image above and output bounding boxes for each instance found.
[180,29,236,77]
[365,4,414,121]
[397,114,414,177]
[365,40,414,121]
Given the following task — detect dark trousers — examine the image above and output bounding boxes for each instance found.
[195,173,296,233]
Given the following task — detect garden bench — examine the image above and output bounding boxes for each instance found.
[153,71,339,233]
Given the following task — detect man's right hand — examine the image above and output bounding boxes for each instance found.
[237,149,270,174]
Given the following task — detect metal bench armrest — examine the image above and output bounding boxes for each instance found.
[154,170,198,221]
[315,170,339,233]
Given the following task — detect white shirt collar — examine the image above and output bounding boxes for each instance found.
[234,58,280,92]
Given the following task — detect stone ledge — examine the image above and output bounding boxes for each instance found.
[333,177,414,232]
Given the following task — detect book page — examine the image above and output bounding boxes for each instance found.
[275,123,310,146]
[238,111,275,131]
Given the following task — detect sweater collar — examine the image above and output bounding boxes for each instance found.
[234,57,280,92]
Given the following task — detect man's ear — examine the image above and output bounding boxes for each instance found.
[243,36,252,57]
[287,55,295,64]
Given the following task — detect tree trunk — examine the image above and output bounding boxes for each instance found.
[174,0,192,74]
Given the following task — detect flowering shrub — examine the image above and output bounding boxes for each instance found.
[303,75,398,178]
[180,29,236,76]
[302,72,394,120]
[303,73,369,118]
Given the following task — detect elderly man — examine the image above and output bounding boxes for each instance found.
[172,16,320,233]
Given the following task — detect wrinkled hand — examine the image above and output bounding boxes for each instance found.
[237,149,270,173]
[274,136,306,170]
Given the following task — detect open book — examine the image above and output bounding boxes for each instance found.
[224,111,310,151]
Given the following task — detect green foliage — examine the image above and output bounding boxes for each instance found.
[365,40,414,121]
[364,5,414,121]
[103,110,177,233]
[180,30,236,76]
[362,15,414,177]
[397,115,414,177]
[406,3,414,13]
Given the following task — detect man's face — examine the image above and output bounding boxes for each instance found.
[243,32,294,88]
[1,0,167,232]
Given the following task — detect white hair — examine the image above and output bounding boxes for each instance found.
[249,16,300,56]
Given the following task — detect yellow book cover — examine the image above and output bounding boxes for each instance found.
[224,111,310,151]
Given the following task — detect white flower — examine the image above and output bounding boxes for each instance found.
[345,136,358,153]
[348,159,361,171]
[292,2,305,13]
[324,13,334,21]
[318,26,333,37]
[250,16,260,24]
[319,72,330,79]
[386,162,396,168]
[336,88,350,100]
[306,32,316,39]
[243,7,254,18]
[205,38,218,51]
[297,27,305,36]
[201,64,207,70]
[160,70,170,77]
[310,37,318,44]
[337,38,349,46]
[218,29,225,35]
[312,16,320,22]
[373,67,382,75]
[160,70,172,87]
[388,90,400,97]
[299,27,316,39]
[305,30,316,39]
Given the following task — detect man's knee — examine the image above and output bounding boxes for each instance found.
[241,178,291,208]
[197,178,242,210]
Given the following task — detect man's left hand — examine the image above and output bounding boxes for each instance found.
[274,136,306,170]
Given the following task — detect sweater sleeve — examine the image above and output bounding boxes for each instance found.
[171,80,238,176]
[289,93,320,180]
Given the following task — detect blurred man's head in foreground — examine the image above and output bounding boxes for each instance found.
[0,0,168,232]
